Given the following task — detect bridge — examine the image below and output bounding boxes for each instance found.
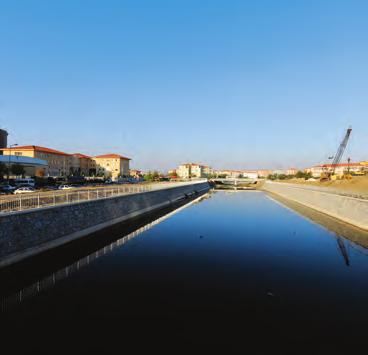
[210,178,261,190]
[211,177,260,186]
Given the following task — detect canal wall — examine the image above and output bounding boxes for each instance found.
[262,181,368,231]
[0,181,211,267]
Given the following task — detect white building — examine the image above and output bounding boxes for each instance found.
[176,163,212,179]
[242,170,259,179]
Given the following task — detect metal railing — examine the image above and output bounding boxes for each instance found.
[0,179,207,214]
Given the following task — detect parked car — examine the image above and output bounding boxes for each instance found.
[0,184,17,194]
[14,187,35,194]
[58,185,74,190]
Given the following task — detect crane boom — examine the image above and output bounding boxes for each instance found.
[331,127,352,174]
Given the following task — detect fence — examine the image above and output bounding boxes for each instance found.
[0,179,207,214]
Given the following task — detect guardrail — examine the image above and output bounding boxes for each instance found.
[0,179,207,214]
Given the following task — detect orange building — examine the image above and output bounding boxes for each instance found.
[1,145,71,177]
[93,154,131,180]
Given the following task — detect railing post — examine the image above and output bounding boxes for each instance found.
[38,195,40,208]
[78,191,80,202]
[88,190,90,200]
[53,193,56,205]
[97,190,99,199]
[19,196,22,211]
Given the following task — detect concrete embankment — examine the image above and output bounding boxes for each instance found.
[262,181,368,231]
[0,181,211,268]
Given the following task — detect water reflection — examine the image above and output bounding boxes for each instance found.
[266,192,368,263]
[2,191,368,353]
[1,194,209,312]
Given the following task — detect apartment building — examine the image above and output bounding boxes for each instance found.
[93,154,130,180]
[286,168,299,175]
[308,163,364,177]
[71,153,96,176]
[242,170,259,179]
[1,145,131,179]
[257,170,272,178]
[1,145,71,177]
[202,165,214,177]
[176,163,212,178]
[129,169,142,178]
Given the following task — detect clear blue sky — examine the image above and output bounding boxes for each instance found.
[1,0,367,171]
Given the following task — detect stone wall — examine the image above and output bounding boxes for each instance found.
[0,182,210,267]
[262,181,368,230]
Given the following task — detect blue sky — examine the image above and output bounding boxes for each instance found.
[1,0,367,171]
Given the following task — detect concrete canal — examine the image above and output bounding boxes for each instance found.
[2,190,368,353]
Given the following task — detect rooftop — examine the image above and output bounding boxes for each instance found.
[1,145,70,156]
[316,163,361,168]
[94,153,131,160]
[73,153,92,159]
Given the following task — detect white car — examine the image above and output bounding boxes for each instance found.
[58,185,74,190]
[14,187,35,194]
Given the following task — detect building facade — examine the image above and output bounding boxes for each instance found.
[71,153,96,176]
[1,145,131,179]
[1,145,71,177]
[242,170,259,179]
[93,154,130,181]
[286,168,299,176]
[176,163,212,179]
[257,170,272,178]
[308,163,364,177]
[129,169,142,178]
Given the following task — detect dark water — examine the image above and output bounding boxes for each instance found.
[2,191,368,354]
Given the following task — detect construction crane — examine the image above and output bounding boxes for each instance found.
[321,127,352,181]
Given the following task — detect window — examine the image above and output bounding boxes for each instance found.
[15,152,22,156]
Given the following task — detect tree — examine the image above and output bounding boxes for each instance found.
[295,170,313,180]
[295,170,305,179]
[11,164,25,177]
[144,171,153,181]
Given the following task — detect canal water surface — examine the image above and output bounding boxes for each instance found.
[2,191,368,354]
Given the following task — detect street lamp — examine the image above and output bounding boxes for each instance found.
[7,143,18,185]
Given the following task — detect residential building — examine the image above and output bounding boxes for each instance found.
[286,168,299,176]
[214,170,240,178]
[202,165,214,177]
[1,145,71,177]
[272,169,286,175]
[308,163,364,177]
[130,169,142,178]
[257,170,272,178]
[176,164,192,179]
[176,163,207,179]
[191,164,203,178]
[242,170,259,179]
[71,153,96,176]
[93,154,130,181]
[176,163,213,179]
